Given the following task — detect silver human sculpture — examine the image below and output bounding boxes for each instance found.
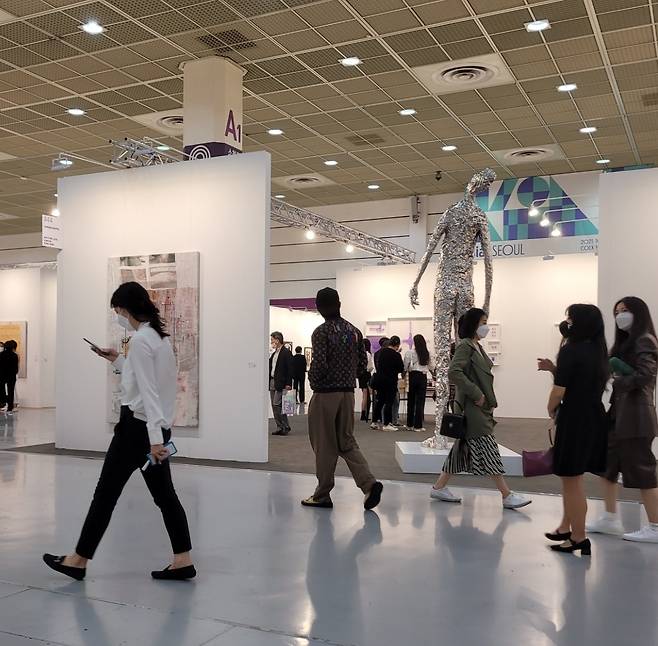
[409,168,496,449]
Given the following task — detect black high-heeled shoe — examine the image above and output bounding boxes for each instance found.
[550,538,591,555]
[545,530,572,541]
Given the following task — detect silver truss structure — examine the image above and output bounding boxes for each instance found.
[109,137,183,168]
[271,199,416,264]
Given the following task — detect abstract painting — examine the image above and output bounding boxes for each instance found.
[0,321,27,378]
[108,252,199,428]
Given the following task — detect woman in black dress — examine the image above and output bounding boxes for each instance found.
[546,304,608,555]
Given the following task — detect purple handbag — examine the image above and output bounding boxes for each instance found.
[522,427,554,477]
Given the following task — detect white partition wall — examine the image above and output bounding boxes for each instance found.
[56,152,271,461]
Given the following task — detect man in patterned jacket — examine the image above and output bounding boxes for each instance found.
[302,287,383,510]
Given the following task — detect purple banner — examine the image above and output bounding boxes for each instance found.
[184,141,241,160]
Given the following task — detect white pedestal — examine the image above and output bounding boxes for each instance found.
[395,441,523,476]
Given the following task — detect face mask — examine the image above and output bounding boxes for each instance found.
[116,314,133,331]
[477,325,490,339]
[616,311,634,332]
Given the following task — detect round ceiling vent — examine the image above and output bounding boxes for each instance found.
[503,147,555,162]
[286,176,322,187]
[156,114,184,131]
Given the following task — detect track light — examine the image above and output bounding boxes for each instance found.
[529,206,540,217]
[305,230,316,240]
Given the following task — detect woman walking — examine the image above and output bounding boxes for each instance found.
[587,296,658,543]
[43,282,195,581]
[430,308,530,510]
[546,304,608,555]
[404,334,434,431]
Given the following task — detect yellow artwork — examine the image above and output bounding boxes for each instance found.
[0,321,27,378]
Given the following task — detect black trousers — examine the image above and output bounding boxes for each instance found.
[293,376,305,403]
[0,379,16,411]
[407,371,428,429]
[373,381,397,426]
[75,407,192,559]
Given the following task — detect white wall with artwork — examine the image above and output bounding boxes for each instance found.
[337,253,598,419]
[56,152,271,462]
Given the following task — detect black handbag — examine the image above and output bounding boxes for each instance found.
[440,400,466,440]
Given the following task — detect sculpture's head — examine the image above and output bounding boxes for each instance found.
[465,168,496,196]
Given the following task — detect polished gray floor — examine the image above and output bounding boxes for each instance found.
[1,443,658,646]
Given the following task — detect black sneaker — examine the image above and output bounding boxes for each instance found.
[364,482,383,510]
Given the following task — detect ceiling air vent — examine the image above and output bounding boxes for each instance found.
[412,53,515,95]
[346,133,386,146]
[273,173,336,189]
[491,144,566,166]
[198,30,256,54]
[131,110,184,136]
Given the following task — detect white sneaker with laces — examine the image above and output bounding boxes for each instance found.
[623,525,658,543]
[370,422,378,430]
[503,492,531,509]
[382,424,398,432]
[586,514,624,535]
[414,427,426,432]
[430,487,462,503]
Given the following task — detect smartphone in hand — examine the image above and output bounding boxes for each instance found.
[142,441,178,470]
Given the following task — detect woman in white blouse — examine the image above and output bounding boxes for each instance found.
[43,282,195,581]
[403,334,435,431]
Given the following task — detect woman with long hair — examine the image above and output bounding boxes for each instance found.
[43,282,195,581]
[404,334,434,431]
[359,338,375,422]
[431,308,530,509]
[587,296,658,543]
[547,304,608,555]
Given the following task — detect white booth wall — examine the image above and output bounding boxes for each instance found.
[0,266,56,408]
[337,254,597,419]
[56,152,271,462]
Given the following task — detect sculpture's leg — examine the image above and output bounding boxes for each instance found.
[456,281,475,323]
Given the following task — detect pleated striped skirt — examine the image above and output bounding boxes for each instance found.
[442,435,505,476]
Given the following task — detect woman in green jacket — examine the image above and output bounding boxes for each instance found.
[431,308,531,510]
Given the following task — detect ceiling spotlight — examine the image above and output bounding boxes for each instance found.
[529,206,540,217]
[51,208,60,217]
[274,194,285,199]
[596,158,611,165]
[305,230,316,240]
[340,57,362,67]
[324,160,338,166]
[267,128,283,135]
[156,145,170,152]
[81,20,104,35]
[54,193,58,197]
[525,19,551,32]
[557,83,577,92]
[67,108,85,116]
[540,217,550,227]
[551,226,562,237]
[345,244,355,253]
[442,145,457,152]
[368,184,380,190]
[19,176,26,181]
[580,126,597,134]
[399,108,416,116]
[51,156,73,171]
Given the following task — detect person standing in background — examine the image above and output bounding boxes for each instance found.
[302,287,383,510]
[269,332,293,436]
[0,340,19,415]
[375,336,404,432]
[370,337,389,429]
[404,334,434,431]
[292,346,307,405]
[588,297,658,543]
[359,338,374,422]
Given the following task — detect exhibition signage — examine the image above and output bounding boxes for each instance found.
[41,214,61,249]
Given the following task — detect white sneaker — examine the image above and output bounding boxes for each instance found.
[430,487,462,503]
[382,424,398,432]
[414,427,426,433]
[623,525,658,543]
[586,514,624,535]
[503,492,531,509]
[370,422,379,430]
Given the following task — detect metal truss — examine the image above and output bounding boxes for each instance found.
[271,199,416,264]
[109,138,182,168]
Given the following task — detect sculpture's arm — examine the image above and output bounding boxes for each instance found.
[409,211,448,308]
[479,214,493,314]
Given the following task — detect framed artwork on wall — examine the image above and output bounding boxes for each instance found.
[304,347,312,365]
[284,342,293,352]
[0,321,27,378]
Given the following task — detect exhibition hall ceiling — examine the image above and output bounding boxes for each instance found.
[0,0,654,234]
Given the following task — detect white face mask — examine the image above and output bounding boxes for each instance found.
[615,311,634,332]
[477,324,490,339]
[116,313,133,331]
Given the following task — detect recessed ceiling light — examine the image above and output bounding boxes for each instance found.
[580,126,597,134]
[525,19,551,32]
[340,57,361,67]
[324,160,338,166]
[267,128,283,135]
[67,108,85,116]
[368,184,380,190]
[345,244,355,253]
[54,193,58,197]
[305,230,316,240]
[442,145,457,152]
[596,158,611,165]
[80,20,104,35]
[51,208,60,216]
[399,108,416,116]
[557,83,577,92]
[156,145,170,151]
[274,194,285,199]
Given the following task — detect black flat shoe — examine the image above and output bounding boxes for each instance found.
[545,530,572,541]
[272,430,285,436]
[151,565,196,580]
[364,481,383,510]
[301,496,333,508]
[43,554,86,581]
[550,538,591,555]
